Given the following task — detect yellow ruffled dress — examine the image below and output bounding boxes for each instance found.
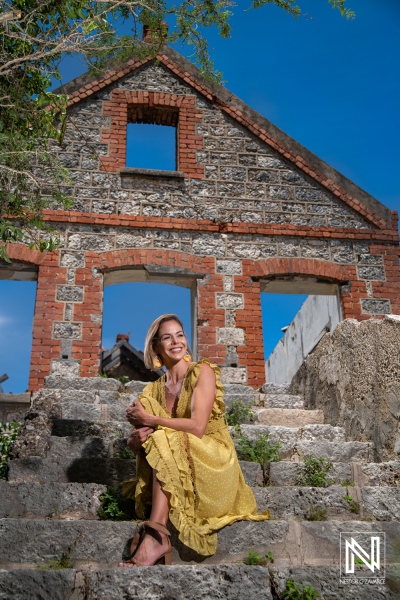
[122,359,271,556]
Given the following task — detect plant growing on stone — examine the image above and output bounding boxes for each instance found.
[282,578,320,600]
[116,447,136,460]
[343,494,360,514]
[226,401,254,427]
[0,421,21,479]
[235,433,281,484]
[341,479,355,487]
[98,485,136,521]
[244,550,274,566]
[38,548,75,570]
[297,456,334,488]
[304,505,327,522]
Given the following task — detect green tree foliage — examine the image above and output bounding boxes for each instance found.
[0,0,354,261]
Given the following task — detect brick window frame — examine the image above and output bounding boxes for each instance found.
[102,90,204,178]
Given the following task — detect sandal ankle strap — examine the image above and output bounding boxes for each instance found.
[141,520,170,537]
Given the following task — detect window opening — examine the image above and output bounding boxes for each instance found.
[0,280,37,393]
[126,123,177,171]
[102,281,191,381]
[261,293,308,360]
[261,281,342,384]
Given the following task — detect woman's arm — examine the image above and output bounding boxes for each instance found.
[126,363,216,439]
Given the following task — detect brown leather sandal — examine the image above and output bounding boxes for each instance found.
[123,520,172,567]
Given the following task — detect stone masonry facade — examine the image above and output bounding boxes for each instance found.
[4,46,400,391]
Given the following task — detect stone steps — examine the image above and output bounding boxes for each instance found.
[4,374,398,599]
[1,519,399,570]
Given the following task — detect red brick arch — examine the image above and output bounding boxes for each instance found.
[89,249,224,373]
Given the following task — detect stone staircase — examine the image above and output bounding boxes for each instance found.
[1,377,399,599]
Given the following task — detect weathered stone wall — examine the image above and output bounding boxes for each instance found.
[4,48,399,391]
[290,315,400,461]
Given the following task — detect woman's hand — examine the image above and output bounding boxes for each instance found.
[127,427,154,452]
[126,401,156,428]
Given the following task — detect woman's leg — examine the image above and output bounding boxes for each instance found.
[149,468,170,524]
[120,469,171,566]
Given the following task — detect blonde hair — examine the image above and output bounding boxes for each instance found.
[144,314,189,370]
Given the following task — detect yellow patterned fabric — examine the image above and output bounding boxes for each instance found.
[122,359,271,556]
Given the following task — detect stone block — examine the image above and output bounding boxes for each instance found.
[216,293,244,309]
[60,251,86,268]
[8,456,136,485]
[295,441,374,463]
[239,460,264,487]
[261,383,291,394]
[269,461,352,487]
[45,376,120,391]
[220,367,247,385]
[262,394,304,409]
[253,485,362,520]
[361,487,400,521]
[0,482,106,519]
[357,266,386,281]
[53,322,82,340]
[217,327,245,346]
[0,566,273,600]
[50,359,80,377]
[240,423,345,447]
[361,299,391,314]
[253,408,324,428]
[215,259,242,274]
[51,418,131,439]
[48,436,110,459]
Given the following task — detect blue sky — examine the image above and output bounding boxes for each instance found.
[0,0,399,392]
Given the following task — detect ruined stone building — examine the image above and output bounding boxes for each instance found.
[2,37,400,599]
[2,42,399,392]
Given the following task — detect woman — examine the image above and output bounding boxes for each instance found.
[119,314,271,567]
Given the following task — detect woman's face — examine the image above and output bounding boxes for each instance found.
[155,319,188,365]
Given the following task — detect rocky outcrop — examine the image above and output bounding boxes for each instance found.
[290,316,400,461]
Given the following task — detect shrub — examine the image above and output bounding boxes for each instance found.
[116,447,136,460]
[304,505,327,521]
[344,494,360,514]
[297,456,334,488]
[226,401,253,427]
[235,433,281,484]
[98,485,137,521]
[282,578,320,599]
[244,550,274,566]
[0,421,21,479]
